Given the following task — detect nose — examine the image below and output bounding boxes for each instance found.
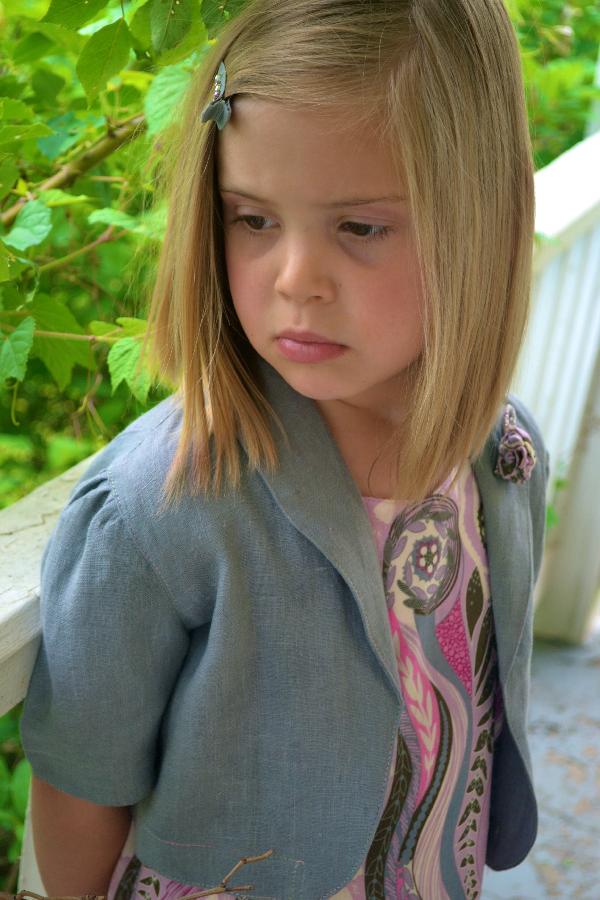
[273,231,336,304]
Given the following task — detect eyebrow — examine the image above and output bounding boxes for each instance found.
[219,187,407,207]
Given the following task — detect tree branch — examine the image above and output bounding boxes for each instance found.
[1,114,147,228]
[37,226,129,274]
[0,323,139,344]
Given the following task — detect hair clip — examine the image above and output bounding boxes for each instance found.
[201,60,232,130]
[494,403,537,484]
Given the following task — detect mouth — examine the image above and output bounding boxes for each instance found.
[276,329,344,345]
[274,331,348,363]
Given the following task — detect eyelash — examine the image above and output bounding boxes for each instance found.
[229,215,392,243]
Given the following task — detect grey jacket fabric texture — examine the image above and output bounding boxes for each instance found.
[20,359,549,899]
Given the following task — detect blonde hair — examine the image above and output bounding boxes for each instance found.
[144,0,535,506]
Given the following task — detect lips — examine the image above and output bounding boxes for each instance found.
[276,329,343,345]
[275,331,348,363]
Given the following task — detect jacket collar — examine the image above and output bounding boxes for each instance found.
[251,358,531,700]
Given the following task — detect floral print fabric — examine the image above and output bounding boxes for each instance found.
[108,461,502,900]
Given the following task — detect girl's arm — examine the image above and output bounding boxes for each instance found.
[31,774,132,895]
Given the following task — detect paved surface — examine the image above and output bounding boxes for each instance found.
[483,616,600,899]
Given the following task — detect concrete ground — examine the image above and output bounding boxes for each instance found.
[483,616,600,899]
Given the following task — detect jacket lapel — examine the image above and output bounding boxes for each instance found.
[472,422,534,687]
[252,359,532,696]
[253,359,403,704]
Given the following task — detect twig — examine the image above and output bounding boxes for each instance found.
[182,848,274,899]
[1,115,146,228]
[37,227,129,274]
[0,323,139,344]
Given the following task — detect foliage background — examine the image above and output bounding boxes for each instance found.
[0,0,598,889]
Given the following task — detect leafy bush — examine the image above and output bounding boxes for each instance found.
[0,0,598,889]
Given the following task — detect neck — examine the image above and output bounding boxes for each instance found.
[315,400,405,500]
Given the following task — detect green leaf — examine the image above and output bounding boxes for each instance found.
[46,433,96,470]
[29,294,94,389]
[0,243,29,283]
[31,68,66,104]
[0,709,20,742]
[201,0,246,38]
[0,99,34,121]
[108,336,151,403]
[0,756,10,809]
[0,157,19,199]
[76,19,132,104]
[88,320,119,336]
[43,0,111,31]
[0,809,15,831]
[0,284,26,311]
[157,14,207,66]
[38,188,93,207]
[88,207,137,229]
[12,32,55,65]
[144,63,192,136]
[0,123,54,145]
[130,0,153,48]
[131,205,167,240]
[0,316,35,382]
[31,22,87,54]
[0,75,23,99]
[150,0,194,53]
[2,200,52,251]
[88,206,165,240]
[115,316,147,336]
[10,758,31,819]
[37,111,103,161]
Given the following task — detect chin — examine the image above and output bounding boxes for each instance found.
[270,365,355,403]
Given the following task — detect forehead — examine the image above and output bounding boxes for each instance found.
[216,96,402,202]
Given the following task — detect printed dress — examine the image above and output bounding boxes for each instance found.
[108,461,503,900]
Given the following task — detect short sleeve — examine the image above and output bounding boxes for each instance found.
[19,469,190,806]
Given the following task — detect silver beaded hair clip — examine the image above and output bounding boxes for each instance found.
[201,61,232,130]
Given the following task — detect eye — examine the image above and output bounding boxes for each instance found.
[341,221,392,242]
[230,214,276,236]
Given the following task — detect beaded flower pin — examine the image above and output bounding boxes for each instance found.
[494,403,537,484]
[201,60,232,130]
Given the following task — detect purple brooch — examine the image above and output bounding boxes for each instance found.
[494,403,537,484]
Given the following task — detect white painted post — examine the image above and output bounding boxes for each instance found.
[533,348,600,644]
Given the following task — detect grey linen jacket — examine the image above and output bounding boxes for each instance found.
[20,358,549,899]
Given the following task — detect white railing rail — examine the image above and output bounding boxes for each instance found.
[2,129,599,891]
[512,128,600,484]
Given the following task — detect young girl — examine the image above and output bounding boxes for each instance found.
[20,1,549,898]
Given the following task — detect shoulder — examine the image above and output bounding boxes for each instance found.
[57,394,186,565]
[79,394,182,485]
[51,394,222,625]
[48,395,183,567]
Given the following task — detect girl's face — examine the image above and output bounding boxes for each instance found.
[218,97,425,428]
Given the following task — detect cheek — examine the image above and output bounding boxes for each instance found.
[224,235,268,298]
[357,251,424,334]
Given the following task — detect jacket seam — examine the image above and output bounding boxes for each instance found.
[105,467,183,622]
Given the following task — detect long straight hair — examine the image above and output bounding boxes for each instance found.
[143,0,535,506]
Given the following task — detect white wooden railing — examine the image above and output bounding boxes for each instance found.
[2,129,599,892]
[513,129,600,643]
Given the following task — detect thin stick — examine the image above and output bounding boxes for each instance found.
[182,848,274,899]
[1,115,146,229]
